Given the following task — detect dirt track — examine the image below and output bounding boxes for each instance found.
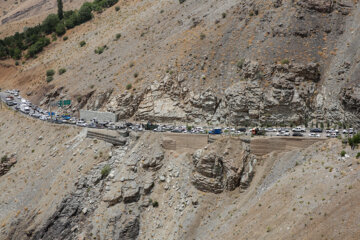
[250,137,327,156]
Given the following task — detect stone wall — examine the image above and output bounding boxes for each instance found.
[79,110,117,122]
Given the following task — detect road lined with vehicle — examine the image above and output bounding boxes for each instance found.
[0,90,357,138]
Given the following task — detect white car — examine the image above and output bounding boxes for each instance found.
[76,120,87,127]
[39,115,48,121]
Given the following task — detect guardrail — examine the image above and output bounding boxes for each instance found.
[86,130,126,146]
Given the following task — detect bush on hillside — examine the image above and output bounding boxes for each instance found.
[55,23,66,36]
[58,68,66,75]
[46,69,55,76]
[101,165,111,179]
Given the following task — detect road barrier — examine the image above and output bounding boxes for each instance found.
[86,130,126,146]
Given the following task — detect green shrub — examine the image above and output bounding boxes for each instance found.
[94,45,106,54]
[115,33,121,40]
[101,165,111,179]
[356,152,360,159]
[237,59,245,69]
[79,40,86,47]
[222,12,227,18]
[200,33,206,40]
[126,83,132,90]
[348,133,360,150]
[1,155,8,163]
[281,59,289,65]
[46,69,55,76]
[51,33,57,41]
[58,68,66,75]
[55,22,66,36]
[78,3,93,23]
[42,14,60,34]
[15,61,19,66]
[63,36,68,41]
[26,37,50,58]
[152,200,159,207]
[115,6,120,11]
[133,72,138,78]
[179,0,186,3]
[46,76,54,83]
[340,150,346,157]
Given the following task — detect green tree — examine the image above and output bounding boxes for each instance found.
[55,23,66,36]
[42,14,60,34]
[57,0,64,20]
[78,3,93,23]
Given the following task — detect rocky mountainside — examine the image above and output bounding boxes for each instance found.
[0,0,359,127]
[1,107,360,240]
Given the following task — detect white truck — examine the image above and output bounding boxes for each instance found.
[292,126,306,132]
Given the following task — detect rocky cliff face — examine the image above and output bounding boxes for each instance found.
[106,60,323,126]
[192,138,256,193]
[98,0,360,127]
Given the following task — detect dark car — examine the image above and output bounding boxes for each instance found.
[238,128,247,132]
[310,128,323,133]
[6,100,16,106]
[292,132,303,137]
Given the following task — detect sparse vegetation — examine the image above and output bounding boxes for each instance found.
[46,69,55,77]
[348,133,360,150]
[126,83,132,90]
[281,59,289,65]
[46,76,54,83]
[1,155,8,163]
[340,150,346,157]
[237,59,245,69]
[152,200,159,207]
[79,41,86,47]
[101,165,111,179]
[94,45,107,54]
[58,68,66,75]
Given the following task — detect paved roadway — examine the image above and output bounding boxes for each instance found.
[0,91,356,139]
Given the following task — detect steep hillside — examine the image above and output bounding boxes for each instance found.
[0,107,359,239]
[0,0,359,127]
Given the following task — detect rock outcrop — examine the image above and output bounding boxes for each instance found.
[191,138,255,193]
[0,155,16,176]
[107,60,323,126]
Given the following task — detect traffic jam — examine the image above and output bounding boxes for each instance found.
[0,89,357,137]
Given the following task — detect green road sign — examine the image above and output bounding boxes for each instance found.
[57,100,71,107]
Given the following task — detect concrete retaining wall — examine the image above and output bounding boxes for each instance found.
[80,110,117,122]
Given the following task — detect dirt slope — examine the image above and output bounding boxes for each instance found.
[0,106,112,238]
